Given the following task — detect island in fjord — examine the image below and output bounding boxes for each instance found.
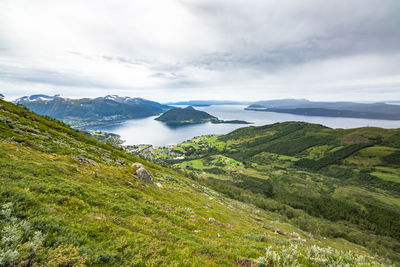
[155,106,251,126]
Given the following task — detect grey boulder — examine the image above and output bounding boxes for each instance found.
[132,162,154,184]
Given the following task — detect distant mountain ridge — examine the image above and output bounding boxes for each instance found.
[15,94,62,103]
[99,95,170,110]
[166,100,250,106]
[15,94,171,128]
[246,99,400,120]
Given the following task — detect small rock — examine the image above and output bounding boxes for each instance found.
[155,182,163,188]
[208,217,216,223]
[290,232,300,239]
[236,258,255,267]
[217,233,221,238]
[191,184,199,190]
[273,229,284,235]
[26,141,36,147]
[209,197,213,200]
[99,148,109,153]
[72,155,97,166]
[194,230,202,233]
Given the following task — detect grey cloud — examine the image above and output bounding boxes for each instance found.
[0,64,115,89]
[101,55,151,66]
[149,72,186,80]
[164,80,204,89]
[68,51,152,66]
[181,0,400,70]
[69,51,192,82]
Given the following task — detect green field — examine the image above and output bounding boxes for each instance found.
[278,155,299,161]
[372,171,400,183]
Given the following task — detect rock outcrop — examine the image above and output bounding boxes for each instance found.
[132,162,154,184]
[72,155,97,166]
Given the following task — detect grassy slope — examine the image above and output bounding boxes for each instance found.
[0,101,388,265]
[137,122,400,264]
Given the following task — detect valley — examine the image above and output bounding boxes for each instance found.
[130,122,400,263]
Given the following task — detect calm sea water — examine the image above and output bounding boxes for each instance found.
[93,105,400,146]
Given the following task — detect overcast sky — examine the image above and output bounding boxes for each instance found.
[1,0,399,102]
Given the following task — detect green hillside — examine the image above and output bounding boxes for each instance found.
[133,122,400,264]
[155,106,250,126]
[0,99,391,265]
[155,106,218,126]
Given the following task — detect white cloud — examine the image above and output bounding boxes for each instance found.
[0,0,399,101]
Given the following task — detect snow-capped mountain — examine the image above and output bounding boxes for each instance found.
[99,95,171,110]
[101,95,132,103]
[100,95,147,104]
[13,94,172,127]
[15,94,170,111]
[15,94,62,103]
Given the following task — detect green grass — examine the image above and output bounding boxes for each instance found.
[1,143,269,265]
[278,155,299,162]
[179,159,207,169]
[210,155,244,171]
[359,146,398,157]
[371,172,400,183]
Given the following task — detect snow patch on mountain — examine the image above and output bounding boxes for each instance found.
[15,94,62,103]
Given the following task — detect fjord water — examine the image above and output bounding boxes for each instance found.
[94,105,400,146]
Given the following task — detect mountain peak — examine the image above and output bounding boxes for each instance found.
[15,94,61,103]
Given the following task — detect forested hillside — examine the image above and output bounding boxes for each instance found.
[133,122,400,264]
[155,106,218,125]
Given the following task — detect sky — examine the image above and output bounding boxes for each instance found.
[0,0,399,102]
